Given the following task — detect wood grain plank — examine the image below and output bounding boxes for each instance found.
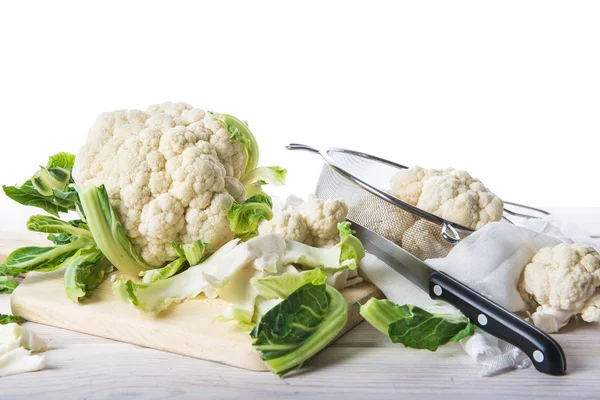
[0,308,598,400]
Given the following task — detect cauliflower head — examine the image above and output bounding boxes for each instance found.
[519,243,600,331]
[73,102,255,266]
[390,167,504,230]
[259,196,349,248]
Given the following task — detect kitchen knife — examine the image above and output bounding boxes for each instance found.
[350,219,567,376]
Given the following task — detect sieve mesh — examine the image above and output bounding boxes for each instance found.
[315,163,459,260]
[314,148,477,260]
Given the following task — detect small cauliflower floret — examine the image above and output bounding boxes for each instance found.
[258,210,309,244]
[581,293,600,322]
[73,102,251,266]
[298,198,349,247]
[390,167,504,230]
[390,166,447,206]
[519,243,600,332]
[259,196,349,248]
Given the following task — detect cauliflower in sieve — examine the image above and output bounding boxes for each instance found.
[401,219,454,260]
[390,167,504,230]
[519,243,600,332]
[390,166,448,206]
[73,102,259,266]
[258,195,349,248]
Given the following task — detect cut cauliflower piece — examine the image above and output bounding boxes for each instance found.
[258,210,310,244]
[296,196,349,247]
[259,196,349,248]
[519,243,600,332]
[390,167,504,230]
[259,196,363,290]
[581,293,600,322]
[73,102,255,266]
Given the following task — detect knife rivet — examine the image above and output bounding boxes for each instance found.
[477,314,488,326]
[433,285,442,296]
[533,350,544,363]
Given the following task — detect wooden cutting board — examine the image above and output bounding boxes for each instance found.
[1,233,383,372]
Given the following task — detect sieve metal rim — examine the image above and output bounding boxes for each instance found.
[287,143,552,243]
[286,143,474,238]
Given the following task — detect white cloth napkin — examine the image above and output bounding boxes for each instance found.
[358,216,595,376]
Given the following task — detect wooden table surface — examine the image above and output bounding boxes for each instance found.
[1,208,598,400]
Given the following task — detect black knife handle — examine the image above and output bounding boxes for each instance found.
[429,270,567,376]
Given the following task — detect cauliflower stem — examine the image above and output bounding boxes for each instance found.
[79,185,153,276]
[227,193,274,241]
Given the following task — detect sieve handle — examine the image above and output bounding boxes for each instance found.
[429,271,567,376]
[286,143,319,153]
[441,223,461,243]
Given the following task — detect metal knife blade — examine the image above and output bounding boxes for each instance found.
[348,218,568,376]
[349,219,432,292]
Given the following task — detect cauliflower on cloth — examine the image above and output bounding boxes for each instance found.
[519,243,600,332]
[73,102,250,266]
[390,166,504,230]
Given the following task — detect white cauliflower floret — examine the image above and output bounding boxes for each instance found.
[390,167,504,230]
[73,102,250,266]
[258,210,310,244]
[259,196,349,248]
[296,197,349,247]
[390,166,447,206]
[519,243,600,332]
[581,293,600,322]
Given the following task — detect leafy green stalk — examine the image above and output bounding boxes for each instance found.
[3,181,74,217]
[218,113,259,180]
[0,278,19,294]
[227,193,274,241]
[139,257,187,284]
[337,222,366,268]
[172,240,211,267]
[242,166,287,187]
[32,166,71,196]
[139,240,212,283]
[79,185,152,276]
[0,238,93,273]
[358,298,474,351]
[47,152,76,169]
[251,283,348,376]
[0,314,24,325]
[242,166,287,196]
[251,269,328,299]
[2,152,78,217]
[113,239,243,313]
[63,246,112,302]
[282,222,365,271]
[356,298,412,335]
[27,215,92,240]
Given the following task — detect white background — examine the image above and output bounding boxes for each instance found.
[1,1,599,231]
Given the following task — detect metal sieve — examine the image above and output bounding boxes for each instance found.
[287,143,550,260]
